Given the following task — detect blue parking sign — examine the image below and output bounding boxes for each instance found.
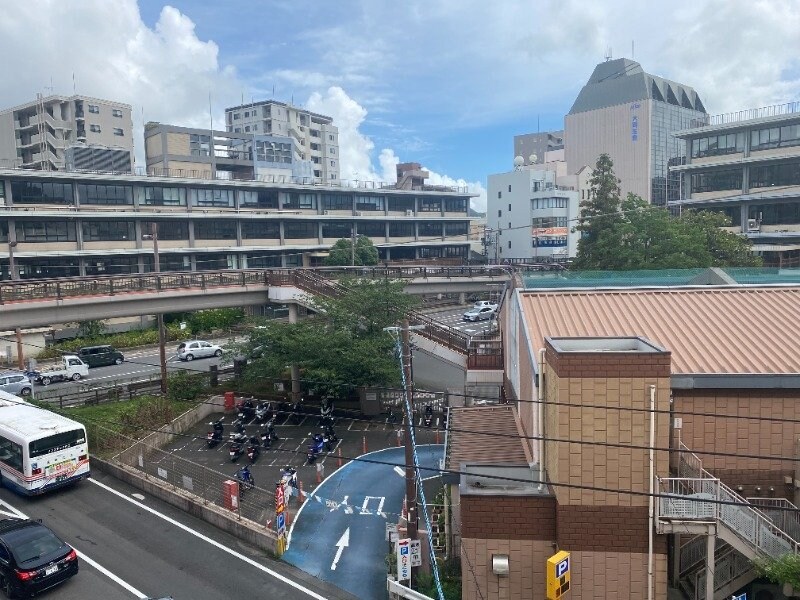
[556,557,569,578]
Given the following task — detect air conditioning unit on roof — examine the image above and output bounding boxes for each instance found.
[406,209,413,216]
[747,218,760,232]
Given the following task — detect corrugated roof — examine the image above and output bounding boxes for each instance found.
[447,406,529,471]
[520,287,800,375]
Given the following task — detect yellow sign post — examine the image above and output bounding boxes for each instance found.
[546,550,571,599]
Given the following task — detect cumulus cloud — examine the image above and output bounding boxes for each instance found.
[0,0,242,165]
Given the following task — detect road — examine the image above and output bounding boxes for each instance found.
[0,471,356,600]
[282,444,444,600]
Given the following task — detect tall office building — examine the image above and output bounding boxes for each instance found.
[513,130,564,166]
[225,101,339,182]
[0,95,133,171]
[565,58,707,205]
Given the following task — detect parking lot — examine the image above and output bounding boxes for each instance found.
[160,406,444,500]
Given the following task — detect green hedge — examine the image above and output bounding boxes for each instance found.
[36,324,193,360]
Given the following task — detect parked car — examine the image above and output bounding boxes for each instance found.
[78,345,124,368]
[176,341,223,361]
[472,300,497,309]
[463,305,497,322]
[0,517,79,598]
[0,373,32,397]
[26,356,89,386]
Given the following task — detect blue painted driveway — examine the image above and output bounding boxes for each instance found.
[283,444,443,600]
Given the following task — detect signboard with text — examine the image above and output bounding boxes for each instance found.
[396,538,411,582]
[546,551,571,599]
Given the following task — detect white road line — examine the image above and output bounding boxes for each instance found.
[88,478,329,600]
[0,495,148,598]
[347,420,355,431]
[393,466,405,477]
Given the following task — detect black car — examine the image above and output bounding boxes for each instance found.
[78,345,124,368]
[0,518,78,598]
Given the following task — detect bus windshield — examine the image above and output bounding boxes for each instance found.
[29,429,86,458]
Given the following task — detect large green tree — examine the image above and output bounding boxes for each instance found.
[243,278,419,398]
[324,235,379,266]
[573,155,760,270]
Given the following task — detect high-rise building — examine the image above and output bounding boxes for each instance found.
[225,101,339,183]
[0,94,133,171]
[565,58,707,205]
[513,130,564,165]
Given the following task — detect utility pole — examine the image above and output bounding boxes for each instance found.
[144,223,168,394]
[400,319,418,540]
[351,223,356,266]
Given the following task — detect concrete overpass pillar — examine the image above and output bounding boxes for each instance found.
[459,292,466,305]
[288,303,298,324]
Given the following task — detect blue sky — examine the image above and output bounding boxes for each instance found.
[2,1,800,209]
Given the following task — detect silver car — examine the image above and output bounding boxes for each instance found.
[463,306,497,322]
[0,372,33,396]
[176,341,223,361]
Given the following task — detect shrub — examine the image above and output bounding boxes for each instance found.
[166,370,208,402]
[35,324,193,361]
[187,308,245,334]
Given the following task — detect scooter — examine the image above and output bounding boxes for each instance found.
[206,418,224,448]
[423,405,433,428]
[229,440,244,462]
[237,398,256,422]
[319,400,334,427]
[246,437,261,464]
[322,424,338,452]
[235,465,255,497]
[280,466,298,489]
[255,401,272,423]
[306,433,324,464]
[386,405,398,424]
[230,416,246,440]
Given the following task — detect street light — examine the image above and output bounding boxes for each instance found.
[142,224,168,395]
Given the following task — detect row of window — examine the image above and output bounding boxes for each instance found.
[690,169,743,193]
[7,181,467,212]
[691,132,746,158]
[6,220,470,243]
[690,125,800,158]
[85,105,124,118]
[531,197,569,210]
[750,124,800,151]
[532,216,568,228]
[689,161,800,193]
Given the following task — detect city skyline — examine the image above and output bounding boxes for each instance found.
[1,0,799,210]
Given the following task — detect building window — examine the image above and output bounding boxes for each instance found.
[240,189,278,208]
[691,132,745,158]
[142,186,186,206]
[241,221,280,239]
[234,128,241,133]
[355,195,385,211]
[233,113,240,120]
[508,204,511,212]
[190,188,235,208]
[255,140,292,164]
[444,222,468,236]
[89,124,101,133]
[314,170,321,178]
[330,160,336,167]
[330,148,336,155]
[357,221,385,237]
[749,202,800,225]
[330,173,337,180]
[282,193,316,209]
[245,126,251,132]
[329,134,334,141]
[82,220,134,241]
[532,216,568,228]
[321,222,351,238]
[141,221,189,240]
[751,124,800,151]
[497,191,502,199]
[508,185,512,192]
[508,240,511,249]
[253,124,258,131]
[112,109,123,118]
[88,105,99,114]
[78,184,132,205]
[195,221,237,240]
[113,128,124,136]
[444,198,467,212]
[531,197,568,210]
[244,111,250,118]
[323,194,353,211]
[418,222,442,237]
[310,130,320,138]
[312,156,321,164]
[310,143,320,151]
[419,197,442,212]
[16,221,77,242]
[389,222,414,237]
[750,161,800,189]
[690,169,743,193]
[284,221,317,239]
[11,181,74,205]
[189,134,211,156]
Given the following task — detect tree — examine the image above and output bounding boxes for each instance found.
[75,320,106,338]
[243,278,420,398]
[573,154,624,269]
[755,553,800,592]
[324,235,379,266]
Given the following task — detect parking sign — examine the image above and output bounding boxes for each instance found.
[396,538,411,582]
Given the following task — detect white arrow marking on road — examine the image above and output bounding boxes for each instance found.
[393,466,405,477]
[330,527,350,571]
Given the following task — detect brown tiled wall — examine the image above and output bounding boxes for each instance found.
[712,469,789,498]
[674,390,800,479]
[545,345,671,379]
[556,504,667,554]
[461,494,556,540]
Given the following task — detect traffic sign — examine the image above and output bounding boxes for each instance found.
[276,511,286,536]
[386,523,398,542]
[275,484,285,513]
[546,551,571,599]
[396,538,411,582]
[410,539,422,567]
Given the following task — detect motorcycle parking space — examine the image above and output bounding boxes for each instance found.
[160,410,443,497]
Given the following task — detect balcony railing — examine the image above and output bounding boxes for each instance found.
[690,100,800,128]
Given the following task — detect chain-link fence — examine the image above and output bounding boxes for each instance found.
[114,435,278,527]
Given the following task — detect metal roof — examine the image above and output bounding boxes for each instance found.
[447,406,529,472]
[519,286,800,375]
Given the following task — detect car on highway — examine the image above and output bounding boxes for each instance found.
[463,305,497,321]
[0,517,79,598]
[78,345,125,368]
[471,300,497,309]
[176,341,223,361]
[0,373,32,397]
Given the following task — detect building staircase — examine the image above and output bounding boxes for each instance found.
[657,443,799,599]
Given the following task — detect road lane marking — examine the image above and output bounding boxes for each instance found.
[330,527,349,571]
[89,479,329,600]
[0,495,148,598]
[393,466,405,477]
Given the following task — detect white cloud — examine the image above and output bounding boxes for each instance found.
[0,0,243,165]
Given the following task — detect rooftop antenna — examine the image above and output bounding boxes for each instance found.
[72,72,76,94]
[605,46,613,62]
[631,40,635,59]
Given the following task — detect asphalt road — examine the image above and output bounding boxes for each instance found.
[423,306,499,336]
[283,445,444,600]
[0,471,356,600]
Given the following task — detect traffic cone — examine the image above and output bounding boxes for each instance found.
[338,447,343,468]
[362,435,367,454]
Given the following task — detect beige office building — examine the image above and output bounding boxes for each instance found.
[0,95,133,171]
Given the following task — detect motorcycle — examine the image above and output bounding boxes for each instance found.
[246,437,261,464]
[255,401,272,423]
[206,418,224,448]
[423,404,433,428]
[386,406,398,425]
[235,465,255,497]
[236,398,256,422]
[306,433,324,465]
[230,416,246,439]
[322,423,338,452]
[318,400,334,427]
[229,439,244,462]
[280,466,298,489]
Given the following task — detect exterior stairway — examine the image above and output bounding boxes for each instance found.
[657,443,799,599]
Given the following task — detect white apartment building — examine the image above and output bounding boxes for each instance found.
[225,101,339,183]
[487,163,579,263]
[0,95,133,171]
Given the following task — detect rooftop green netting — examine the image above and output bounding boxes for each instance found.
[521,267,800,288]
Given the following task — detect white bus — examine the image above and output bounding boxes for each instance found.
[0,391,90,495]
